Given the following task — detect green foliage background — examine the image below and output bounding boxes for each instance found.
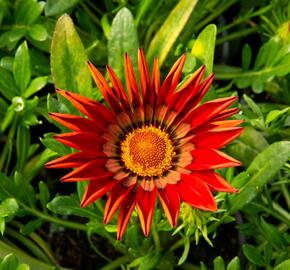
[0,0,289,269]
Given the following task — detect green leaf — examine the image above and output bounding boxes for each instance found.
[266,107,290,125]
[51,14,93,97]
[274,259,290,270]
[229,141,290,213]
[0,67,19,100]
[226,257,240,270]
[13,41,31,94]
[15,0,45,25]
[41,133,70,156]
[242,44,252,71]
[20,219,42,235]
[177,236,190,265]
[39,181,50,211]
[191,24,217,75]
[16,126,30,172]
[0,56,14,71]
[47,195,97,219]
[23,76,48,98]
[45,0,80,16]
[147,0,198,67]
[227,126,268,167]
[0,254,19,270]
[16,264,30,270]
[28,24,48,41]
[260,217,287,249]
[47,93,69,114]
[0,198,18,218]
[0,218,5,235]
[108,7,139,83]
[213,256,225,270]
[243,94,263,117]
[242,244,266,267]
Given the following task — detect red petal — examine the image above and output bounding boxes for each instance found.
[184,96,238,129]
[169,66,205,112]
[194,119,244,133]
[104,184,134,224]
[138,49,154,105]
[117,191,136,240]
[157,54,186,106]
[49,113,100,133]
[45,151,105,169]
[81,179,117,207]
[178,73,215,118]
[158,185,180,227]
[213,108,240,121]
[106,65,130,111]
[88,62,122,113]
[56,89,114,126]
[124,53,141,108]
[188,149,240,170]
[191,171,237,192]
[54,132,105,152]
[136,186,157,236]
[61,159,113,182]
[152,58,160,94]
[177,174,217,211]
[192,127,243,149]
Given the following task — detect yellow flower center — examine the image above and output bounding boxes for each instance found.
[121,126,175,177]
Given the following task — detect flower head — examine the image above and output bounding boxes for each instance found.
[46,49,243,240]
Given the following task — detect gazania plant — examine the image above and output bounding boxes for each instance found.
[46,49,243,240]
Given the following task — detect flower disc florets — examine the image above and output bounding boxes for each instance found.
[121,126,175,177]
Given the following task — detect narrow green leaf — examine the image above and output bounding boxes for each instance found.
[242,244,266,267]
[108,7,139,83]
[51,14,93,97]
[147,0,198,67]
[177,236,190,265]
[243,94,263,117]
[28,24,48,41]
[0,240,56,270]
[20,219,42,235]
[229,141,290,213]
[0,67,19,100]
[38,181,50,211]
[13,41,31,93]
[23,76,48,98]
[242,44,252,70]
[191,24,217,75]
[45,0,80,16]
[15,0,45,25]
[16,126,30,172]
[260,217,287,249]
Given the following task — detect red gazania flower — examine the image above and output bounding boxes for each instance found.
[46,49,243,240]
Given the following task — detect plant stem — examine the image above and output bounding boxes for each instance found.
[151,222,161,251]
[5,227,51,264]
[195,0,239,32]
[216,27,257,45]
[281,183,290,210]
[250,202,290,227]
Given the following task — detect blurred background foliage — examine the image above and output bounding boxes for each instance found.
[0,0,289,269]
